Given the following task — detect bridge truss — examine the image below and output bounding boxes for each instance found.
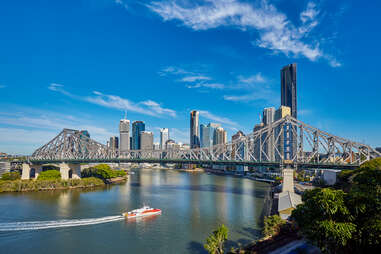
[31,116,381,167]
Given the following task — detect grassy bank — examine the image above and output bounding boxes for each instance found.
[0,177,105,193]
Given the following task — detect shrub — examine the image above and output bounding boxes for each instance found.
[204,224,229,254]
[37,170,61,180]
[1,171,21,181]
[263,215,286,237]
[81,164,126,180]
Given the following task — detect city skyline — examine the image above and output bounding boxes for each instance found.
[1,0,381,154]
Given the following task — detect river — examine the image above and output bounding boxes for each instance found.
[0,168,270,254]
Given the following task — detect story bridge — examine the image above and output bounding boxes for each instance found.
[17,116,381,180]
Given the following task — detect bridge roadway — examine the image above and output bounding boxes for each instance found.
[19,158,359,170]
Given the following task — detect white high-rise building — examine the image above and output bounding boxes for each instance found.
[160,128,169,149]
[119,118,130,155]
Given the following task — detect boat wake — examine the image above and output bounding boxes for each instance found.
[0,215,124,231]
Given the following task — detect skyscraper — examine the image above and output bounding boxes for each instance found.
[160,128,169,150]
[140,131,153,150]
[263,107,275,125]
[215,127,227,145]
[262,107,275,161]
[275,105,293,161]
[119,118,130,155]
[109,136,119,153]
[190,110,200,148]
[132,121,145,150]
[200,124,209,148]
[281,63,297,118]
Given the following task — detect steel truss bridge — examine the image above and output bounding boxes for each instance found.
[29,116,381,170]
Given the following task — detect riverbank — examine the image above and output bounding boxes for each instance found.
[0,177,125,193]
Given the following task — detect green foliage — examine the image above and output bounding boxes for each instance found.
[359,157,381,170]
[37,170,61,180]
[274,176,282,185]
[292,159,381,253]
[42,165,60,171]
[81,164,126,180]
[1,171,21,181]
[204,224,229,254]
[292,188,356,253]
[263,215,286,237]
[0,177,104,192]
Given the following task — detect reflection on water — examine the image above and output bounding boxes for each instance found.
[0,168,270,254]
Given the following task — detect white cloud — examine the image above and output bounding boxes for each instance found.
[300,2,319,24]
[198,110,237,126]
[48,83,75,97]
[114,0,128,9]
[147,0,340,66]
[159,65,225,90]
[86,93,176,118]
[186,82,225,89]
[181,75,211,82]
[49,84,177,118]
[237,73,266,84]
[141,100,177,117]
[0,110,117,154]
[169,127,189,144]
[159,66,192,76]
[223,82,278,105]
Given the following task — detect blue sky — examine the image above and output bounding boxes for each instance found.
[0,0,380,154]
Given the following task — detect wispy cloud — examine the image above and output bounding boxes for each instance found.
[114,0,128,9]
[48,84,177,118]
[198,110,237,126]
[48,83,75,97]
[186,82,225,89]
[159,66,192,76]
[170,127,189,144]
[223,81,278,105]
[159,65,225,90]
[0,85,6,89]
[0,110,117,154]
[181,75,211,82]
[237,73,266,84]
[147,0,341,67]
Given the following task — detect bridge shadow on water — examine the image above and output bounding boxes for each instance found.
[129,183,267,198]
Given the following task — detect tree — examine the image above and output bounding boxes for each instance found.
[292,158,381,253]
[204,224,229,254]
[345,167,381,252]
[263,215,285,237]
[292,188,356,254]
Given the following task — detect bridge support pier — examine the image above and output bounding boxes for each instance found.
[70,164,81,179]
[21,163,30,180]
[282,167,294,193]
[21,164,42,180]
[59,163,81,179]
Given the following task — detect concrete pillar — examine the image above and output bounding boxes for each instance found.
[21,163,31,180]
[34,165,42,179]
[59,163,70,180]
[69,164,81,179]
[282,168,294,193]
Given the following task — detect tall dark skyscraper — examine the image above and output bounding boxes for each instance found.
[132,121,145,150]
[281,63,297,118]
[190,110,200,149]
